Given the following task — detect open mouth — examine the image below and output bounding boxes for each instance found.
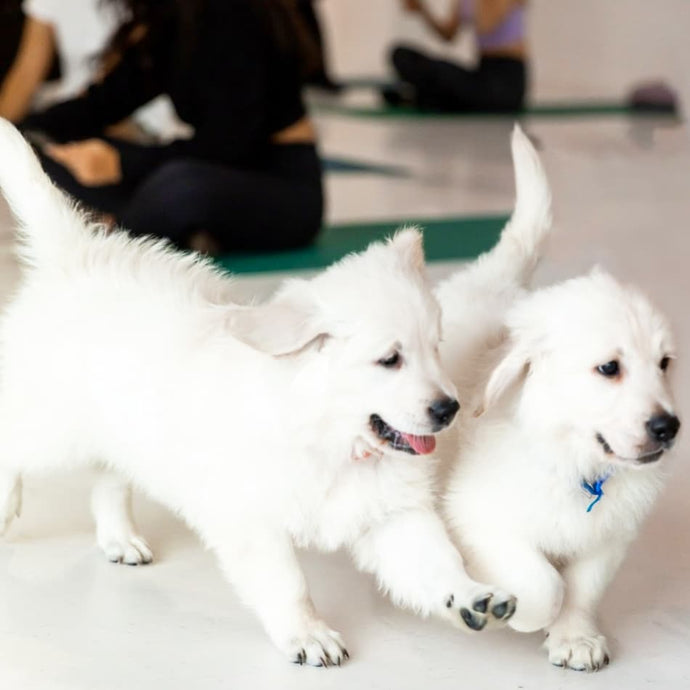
[596,433,665,464]
[370,414,436,455]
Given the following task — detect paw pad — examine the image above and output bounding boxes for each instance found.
[491,596,516,620]
[443,589,517,632]
[472,594,491,613]
[461,607,487,631]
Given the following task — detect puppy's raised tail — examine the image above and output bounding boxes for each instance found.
[0,118,88,268]
[469,124,552,291]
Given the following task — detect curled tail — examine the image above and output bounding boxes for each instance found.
[457,124,553,292]
[0,118,88,267]
[435,125,553,380]
[497,123,553,287]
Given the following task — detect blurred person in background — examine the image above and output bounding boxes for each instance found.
[0,1,53,87]
[0,0,187,142]
[0,0,119,122]
[384,0,528,112]
[22,0,323,254]
[296,0,342,92]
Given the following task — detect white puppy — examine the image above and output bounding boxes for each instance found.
[438,127,680,671]
[0,119,516,666]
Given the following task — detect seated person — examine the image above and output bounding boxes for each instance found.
[0,0,119,122]
[22,0,323,255]
[384,0,528,112]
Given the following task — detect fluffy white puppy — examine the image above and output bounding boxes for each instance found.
[0,119,517,666]
[438,127,680,671]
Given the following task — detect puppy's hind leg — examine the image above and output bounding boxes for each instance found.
[351,509,517,632]
[0,473,22,535]
[91,473,153,565]
[213,531,348,667]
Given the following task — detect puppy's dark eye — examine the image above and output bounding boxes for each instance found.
[378,352,402,369]
[597,360,620,378]
[660,356,671,371]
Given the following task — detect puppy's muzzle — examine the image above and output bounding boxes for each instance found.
[428,396,460,431]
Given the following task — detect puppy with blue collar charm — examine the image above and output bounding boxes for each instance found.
[437,128,680,671]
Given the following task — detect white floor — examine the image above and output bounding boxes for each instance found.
[1,2,690,689]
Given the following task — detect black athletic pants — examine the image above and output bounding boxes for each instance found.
[391,45,527,113]
[36,142,324,252]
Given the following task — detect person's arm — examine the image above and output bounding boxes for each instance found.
[402,0,461,43]
[43,1,274,187]
[21,32,166,142]
[475,0,521,35]
[116,57,270,184]
[0,15,56,122]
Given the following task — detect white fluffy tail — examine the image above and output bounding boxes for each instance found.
[0,118,88,267]
[469,124,552,290]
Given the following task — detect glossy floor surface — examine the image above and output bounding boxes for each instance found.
[0,2,689,688]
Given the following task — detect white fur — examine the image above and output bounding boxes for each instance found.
[0,118,515,666]
[438,126,679,671]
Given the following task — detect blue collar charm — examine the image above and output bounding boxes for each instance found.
[581,472,611,512]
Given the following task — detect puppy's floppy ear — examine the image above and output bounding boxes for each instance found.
[389,227,426,275]
[477,340,530,416]
[227,280,329,356]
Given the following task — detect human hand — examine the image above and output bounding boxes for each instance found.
[44,139,122,186]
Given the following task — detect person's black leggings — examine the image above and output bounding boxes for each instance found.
[37,142,324,252]
[391,45,527,112]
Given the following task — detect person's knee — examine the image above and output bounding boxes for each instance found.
[120,160,206,240]
[141,159,205,193]
[391,45,417,73]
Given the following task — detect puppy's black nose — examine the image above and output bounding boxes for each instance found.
[428,397,460,429]
[646,414,681,444]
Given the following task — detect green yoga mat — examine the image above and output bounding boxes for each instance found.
[314,101,679,120]
[321,156,409,176]
[216,213,509,275]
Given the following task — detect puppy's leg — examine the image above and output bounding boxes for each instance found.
[545,545,627,672]
[351,509,516,631]
[464,540,565,633]
[91,474,153,565]
[0,473,22,535]
[214,533,348,667]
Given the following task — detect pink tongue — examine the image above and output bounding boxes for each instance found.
[400,432,436,455]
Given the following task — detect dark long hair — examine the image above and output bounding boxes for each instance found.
[256,0,322,79]
[102,0,320,80]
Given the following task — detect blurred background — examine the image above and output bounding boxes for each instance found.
[324,0,690,102]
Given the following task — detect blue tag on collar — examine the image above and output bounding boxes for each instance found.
[582,472,611,512]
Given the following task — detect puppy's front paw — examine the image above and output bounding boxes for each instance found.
[284,620,349,668]
[100,533,153,566]
[441,586,517,631]
[546,632,609,672]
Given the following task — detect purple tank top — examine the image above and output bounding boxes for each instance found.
[460,0,525,50]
